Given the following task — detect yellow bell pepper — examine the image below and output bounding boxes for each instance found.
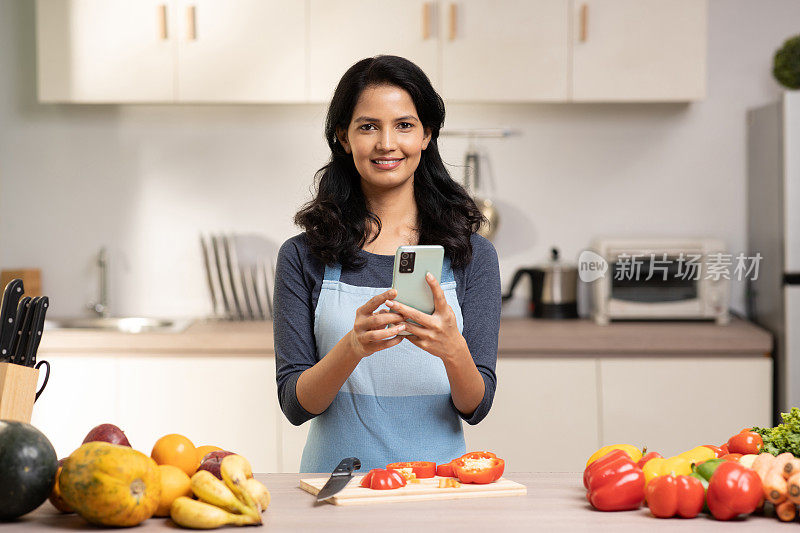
[677,446,717,465]
[585,444,642,467]
[642,456,693,484]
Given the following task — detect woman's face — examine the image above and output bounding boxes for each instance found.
[337,84,431,192]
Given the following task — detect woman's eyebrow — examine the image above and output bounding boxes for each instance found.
[353,115,419,123]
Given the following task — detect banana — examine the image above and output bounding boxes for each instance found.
[190,470,260,521]
[244,478,271,512]
[221,455,260,515]
[169,497,260,529]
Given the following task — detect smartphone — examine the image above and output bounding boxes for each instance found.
[390,245,444,335]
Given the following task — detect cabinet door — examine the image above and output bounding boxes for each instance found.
[308,0,439,103]
[571,0,707,101]
[30,355,120,459]
[440,0,569,102]
[600,358,771,456]
[116,356,280,473]
[36,0,177,102]
[176,0,306,102]
[462,358,599,471]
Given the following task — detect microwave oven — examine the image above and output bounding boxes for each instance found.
[589,238,731,325]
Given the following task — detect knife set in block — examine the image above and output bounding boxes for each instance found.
[0,363,40,423]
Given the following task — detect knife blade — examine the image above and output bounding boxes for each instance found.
[0,279,24,361]
[316,457,361,502]
[21,296,48,367]
[8,296,31,364]
[14,296,38,364]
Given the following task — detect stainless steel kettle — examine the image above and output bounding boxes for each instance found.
[501,247,579,319]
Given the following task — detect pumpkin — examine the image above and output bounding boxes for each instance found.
[59,442,161,527]
[0,420,58,520]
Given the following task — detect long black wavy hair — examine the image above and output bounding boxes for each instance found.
[294,55,485,270]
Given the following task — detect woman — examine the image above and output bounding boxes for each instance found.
[274,55,501,473]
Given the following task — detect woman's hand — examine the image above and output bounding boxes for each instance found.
[347,288,407,360]
[385,273,469,363]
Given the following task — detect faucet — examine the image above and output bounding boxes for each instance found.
[87,246,109,318]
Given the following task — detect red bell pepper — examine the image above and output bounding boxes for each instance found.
[645,474,705,518]
[706,461,763,520]
[386,461,436,479]
[584,449,628,489]
[720,453,743,462]
[637,451,663,470]
[360,468,407,490]
[727,430,763,455]
[436,461,454,477]
[452,455,504,484]
[702,445,725,458]
[586,454,646,511]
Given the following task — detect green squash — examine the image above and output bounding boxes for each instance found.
[0,420,58,520]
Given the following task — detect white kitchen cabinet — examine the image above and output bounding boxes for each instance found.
[36,0,177,102]
[307,0,440,102]
[571,0,707,101]
[600,358,772,457]
[462,358,599,472]
[440,0,570,102]
[176,0,306,102]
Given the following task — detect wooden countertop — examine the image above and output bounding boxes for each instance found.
[39,317,773,356]
[10,472,784,532]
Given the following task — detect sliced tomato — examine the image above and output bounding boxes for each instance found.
[386,461,436,479]
[359,468,407,490]
[436,461,455,477]
[452,456,505,484]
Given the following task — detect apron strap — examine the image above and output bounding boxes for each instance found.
[441,255,454,283]
[323,262,342,282]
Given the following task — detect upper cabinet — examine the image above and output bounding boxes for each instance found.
[36,0,707,104]
[308,0,439,102]
[440,0,569,102]
[571,0,707,101]
[37,0,306,103]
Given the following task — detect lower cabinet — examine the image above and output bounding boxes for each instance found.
[31,353,772,473]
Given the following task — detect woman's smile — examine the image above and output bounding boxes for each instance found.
[371,157,404,170]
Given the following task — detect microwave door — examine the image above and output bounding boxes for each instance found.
[610,257,699,303]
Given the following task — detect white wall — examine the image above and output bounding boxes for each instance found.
[1,0,798,319]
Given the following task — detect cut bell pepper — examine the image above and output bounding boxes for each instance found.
[452,455,505,484]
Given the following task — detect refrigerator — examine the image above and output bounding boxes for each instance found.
[747,91,800,421]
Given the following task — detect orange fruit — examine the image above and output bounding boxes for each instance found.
[155,464,191,517]
[151,434,198,476]
[195,445,223,464]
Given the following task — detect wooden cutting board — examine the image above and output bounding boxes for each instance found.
[300,475,527,505]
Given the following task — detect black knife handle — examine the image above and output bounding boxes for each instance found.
[331,457,361,477]
[16,296,39,365]
[24,296,49,367]
[0,279,24,359]
[8,296,31,364]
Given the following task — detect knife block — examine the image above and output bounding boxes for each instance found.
[0,363,40,423]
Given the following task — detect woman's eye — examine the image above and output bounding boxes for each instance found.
[359,124,376,131]
[398,122,413,129]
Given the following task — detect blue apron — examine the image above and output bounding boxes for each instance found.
[299,256,466,473]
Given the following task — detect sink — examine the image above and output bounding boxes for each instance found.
[44,317,193,333]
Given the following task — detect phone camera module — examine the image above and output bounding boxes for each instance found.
[399,251,415,273]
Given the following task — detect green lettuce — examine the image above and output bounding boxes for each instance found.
[753,407,800,456]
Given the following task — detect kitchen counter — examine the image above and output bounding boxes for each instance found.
[10,472,784,532]
[39,317,772,356]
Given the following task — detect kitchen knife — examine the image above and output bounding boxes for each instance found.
[14,296,38,364]
[0,279,24,361]
[316,457,361,502]
[21,296,49,367]
[8,296,31,364]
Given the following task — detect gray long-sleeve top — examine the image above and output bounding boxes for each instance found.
[273,232,501,427]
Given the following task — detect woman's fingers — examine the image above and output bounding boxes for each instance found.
[366,310,406,328]
[399,320,425,338]
[425,273,449,314]
[358,288,397,316]
[384,300,433,326]
[370,334,405,352]
[365,323,405,342]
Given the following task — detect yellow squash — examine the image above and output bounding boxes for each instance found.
[59,442,161,527]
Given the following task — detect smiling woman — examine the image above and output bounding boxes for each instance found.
[273,55,502,473]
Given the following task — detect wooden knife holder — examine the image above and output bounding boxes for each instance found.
[0,362,40,423]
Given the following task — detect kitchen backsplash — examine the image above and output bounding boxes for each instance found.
[1,0,799,318]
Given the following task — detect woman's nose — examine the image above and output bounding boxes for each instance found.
[376,130,397,151]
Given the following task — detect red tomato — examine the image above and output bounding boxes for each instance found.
[452,456,505,484]
[386,461,436,479]
[719,443,729,455]
[436,461,455,477]
[727,431,763,455]
[720,453,743,462]
[359,468,407,490]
